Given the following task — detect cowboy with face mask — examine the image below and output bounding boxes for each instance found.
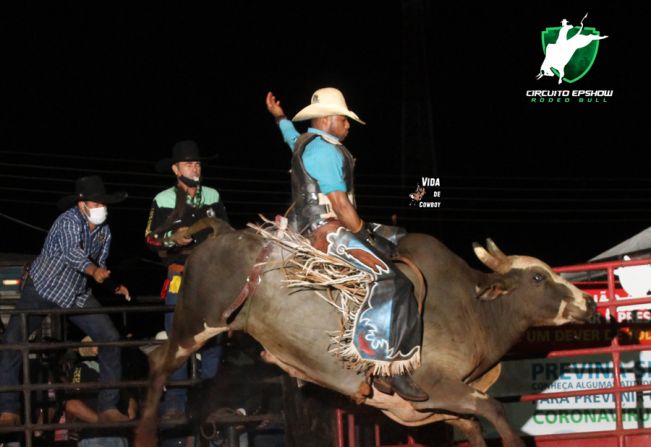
[0,175,132,427]
[265,88,428,402]
[144,140,228,419]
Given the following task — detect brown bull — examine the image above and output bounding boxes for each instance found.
[135,218,596,447]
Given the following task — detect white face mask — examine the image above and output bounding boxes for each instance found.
[84,205,108,225]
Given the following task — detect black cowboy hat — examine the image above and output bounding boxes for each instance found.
[155,140,217,173]
[57,175,128,210]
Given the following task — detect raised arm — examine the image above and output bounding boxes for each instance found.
[265,91,286,121]
[266,91,300,151]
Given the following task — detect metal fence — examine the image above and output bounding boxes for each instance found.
[0,302,199,447]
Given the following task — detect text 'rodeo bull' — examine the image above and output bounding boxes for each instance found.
[135,218,596,447]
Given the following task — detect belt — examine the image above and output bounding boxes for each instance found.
[167,263,185,273]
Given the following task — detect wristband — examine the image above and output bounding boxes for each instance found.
[351,220,365,234]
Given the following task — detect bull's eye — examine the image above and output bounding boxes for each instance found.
[533,273,545,283]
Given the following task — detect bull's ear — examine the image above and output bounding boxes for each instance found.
[475,280,512,301]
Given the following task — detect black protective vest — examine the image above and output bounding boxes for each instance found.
[290,133,355,233]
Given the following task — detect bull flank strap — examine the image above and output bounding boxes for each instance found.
[220,243,273,324]
[392,255,426,315]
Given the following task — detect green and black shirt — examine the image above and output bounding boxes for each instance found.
[144,185,228,265]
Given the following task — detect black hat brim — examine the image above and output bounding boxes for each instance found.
[154,154,219,174]
[154,157,176,174]
[57,191,128,211]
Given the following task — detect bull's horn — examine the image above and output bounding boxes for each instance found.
[486,238,508,261]
[473,242,511,274]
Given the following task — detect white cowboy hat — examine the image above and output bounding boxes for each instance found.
[292,87,365,124]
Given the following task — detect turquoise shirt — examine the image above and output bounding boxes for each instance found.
[278,119,347,195]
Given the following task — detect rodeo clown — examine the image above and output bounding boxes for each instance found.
[265,88,428,401]
[144,140,229,418]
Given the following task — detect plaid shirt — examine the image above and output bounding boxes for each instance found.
[30,207,111,308]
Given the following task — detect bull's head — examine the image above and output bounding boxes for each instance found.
[473,239,597,326]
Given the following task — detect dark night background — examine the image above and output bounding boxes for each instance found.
[1,1,650,296]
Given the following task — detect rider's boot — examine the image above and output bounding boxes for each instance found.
[374,374,429,402]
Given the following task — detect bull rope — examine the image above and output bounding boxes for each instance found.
[249,216,411,375]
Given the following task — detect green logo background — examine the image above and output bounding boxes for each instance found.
[541,27,602,83]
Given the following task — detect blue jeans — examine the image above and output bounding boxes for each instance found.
[0,278,122,413]
[163,270,223,413]
[78,437,128,447]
